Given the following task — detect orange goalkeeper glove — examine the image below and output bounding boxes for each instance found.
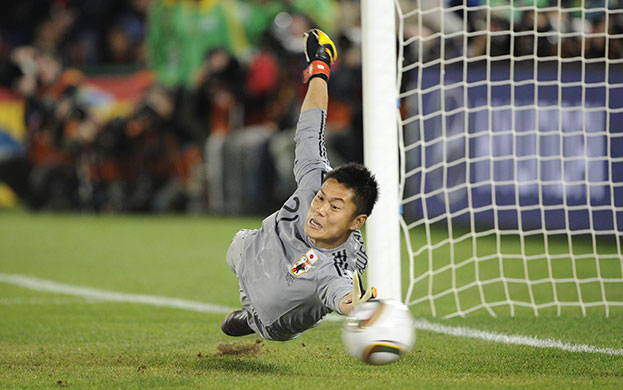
[302,28,338,83]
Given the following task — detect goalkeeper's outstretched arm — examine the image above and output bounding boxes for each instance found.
[293,28,336,184]
[301,78,328,112]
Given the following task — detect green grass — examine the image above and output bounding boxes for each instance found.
[1,210,622,389]
[404,223,623,318]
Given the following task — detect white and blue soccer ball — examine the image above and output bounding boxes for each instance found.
[341,299,416,366]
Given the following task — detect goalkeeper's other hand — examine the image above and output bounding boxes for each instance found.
[351,271,377,309]
[302,28,337,83]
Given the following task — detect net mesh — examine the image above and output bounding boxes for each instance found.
[396,0,623,317]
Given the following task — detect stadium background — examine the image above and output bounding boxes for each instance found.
[0,0,621,216]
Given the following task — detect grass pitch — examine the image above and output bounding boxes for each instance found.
[1,210,622,389]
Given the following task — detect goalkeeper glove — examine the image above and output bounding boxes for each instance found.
[351,271,377,309]
[302,28,338,83]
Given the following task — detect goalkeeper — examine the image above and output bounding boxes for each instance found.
[222,29,379,341]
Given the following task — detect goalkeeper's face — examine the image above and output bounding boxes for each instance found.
[305,178,367,249]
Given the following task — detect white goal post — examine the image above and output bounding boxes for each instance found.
[361,0,402,301]
[362,0,623,317]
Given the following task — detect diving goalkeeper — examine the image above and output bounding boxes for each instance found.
[222,29,378,341]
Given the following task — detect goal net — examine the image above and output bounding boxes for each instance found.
[383,0,623,318]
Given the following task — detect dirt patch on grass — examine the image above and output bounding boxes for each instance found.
[214,340,264,357]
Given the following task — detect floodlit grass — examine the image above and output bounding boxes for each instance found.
[1,210,622,389]
[404,224,623,318]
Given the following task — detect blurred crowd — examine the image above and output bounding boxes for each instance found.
[405,0,623,62]
[0,0,621,214]
[0,0,363,214]
[0,0,150,69]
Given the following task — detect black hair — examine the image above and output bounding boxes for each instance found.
[324,162,379,216]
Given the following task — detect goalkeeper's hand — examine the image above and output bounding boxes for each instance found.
[351,271,377,309]
[302,28,337,83]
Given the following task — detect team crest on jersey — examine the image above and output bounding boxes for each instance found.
[290,249,319,277]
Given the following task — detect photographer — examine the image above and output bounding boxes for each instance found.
[0,48,93,210]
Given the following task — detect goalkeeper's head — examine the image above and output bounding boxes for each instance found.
[305,162,379,249]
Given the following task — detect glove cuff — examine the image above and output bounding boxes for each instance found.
[302,60,330,83]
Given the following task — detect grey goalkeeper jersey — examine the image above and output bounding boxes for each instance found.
[236,108,369,339]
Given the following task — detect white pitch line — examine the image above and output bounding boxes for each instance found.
[415,318,623,357]
[1,273,622,357]
[0,297,103,304]
[0,273,234,314]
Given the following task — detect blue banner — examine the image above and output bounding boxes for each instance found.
[402,61,623,231]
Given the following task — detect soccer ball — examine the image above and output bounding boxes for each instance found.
[342,299,416,365]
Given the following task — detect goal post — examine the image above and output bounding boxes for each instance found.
[363,0,623,317]
[361,0,402,301]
